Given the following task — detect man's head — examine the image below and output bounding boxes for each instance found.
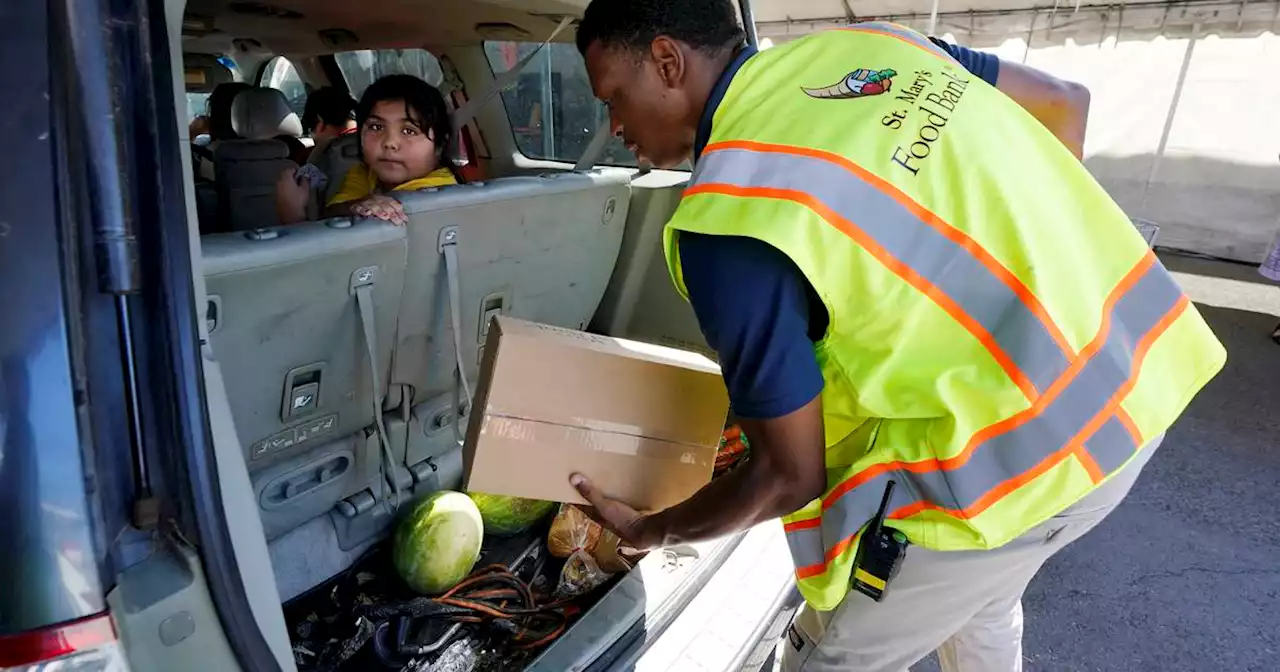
[577,0,745,168]
[302,87,357,144]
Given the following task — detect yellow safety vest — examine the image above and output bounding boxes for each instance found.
[663,23,1226,610]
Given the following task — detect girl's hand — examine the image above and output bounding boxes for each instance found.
[351,194,408,226]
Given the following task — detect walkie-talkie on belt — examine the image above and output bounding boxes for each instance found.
[851,479,909,602]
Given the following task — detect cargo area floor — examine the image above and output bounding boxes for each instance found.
[283,522,619,671]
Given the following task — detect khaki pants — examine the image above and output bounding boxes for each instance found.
[781,435,1162,672]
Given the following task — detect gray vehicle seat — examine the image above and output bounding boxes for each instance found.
[311,133,362,202]
[202,220,408,553]
[393,171,630,476]
[303,133,362,221]
[214,87,304,232]
[205,172,628,600]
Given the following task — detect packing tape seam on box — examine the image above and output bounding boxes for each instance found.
[482,414,716,463]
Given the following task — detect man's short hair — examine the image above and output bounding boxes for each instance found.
[575,0,746,57]
[302,87,357,132]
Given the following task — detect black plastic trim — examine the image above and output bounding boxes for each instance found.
[318,54,350,94]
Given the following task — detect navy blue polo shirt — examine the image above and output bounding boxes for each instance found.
[679,39,999,419]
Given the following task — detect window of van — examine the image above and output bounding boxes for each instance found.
[260,56,308,117]
[185,92,212,124]
[183,56,238,125]
[335,49,443,99]
[483,42,636,167]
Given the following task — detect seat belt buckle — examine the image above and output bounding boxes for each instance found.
[350,265,378,294]
[437,225,458,253]
[851,480,909,602]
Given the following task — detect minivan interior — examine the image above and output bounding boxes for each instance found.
[92,0,801,669]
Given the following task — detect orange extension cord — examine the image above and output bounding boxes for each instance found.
[429,564,580,649]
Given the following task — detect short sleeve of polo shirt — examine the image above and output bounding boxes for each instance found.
[678,232,825,420]
[928,37,1000,85]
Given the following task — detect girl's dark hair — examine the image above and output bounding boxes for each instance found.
[302,86,356,132]
[355,74,461,181]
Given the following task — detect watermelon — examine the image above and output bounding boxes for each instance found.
[392,490,483,594]
[467,492,556,536]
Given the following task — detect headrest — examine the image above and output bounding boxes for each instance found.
[231,88,303,140]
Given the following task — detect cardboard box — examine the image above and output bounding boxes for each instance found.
[462,317,730,512]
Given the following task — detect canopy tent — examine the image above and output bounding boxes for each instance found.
[748,0,1280,264]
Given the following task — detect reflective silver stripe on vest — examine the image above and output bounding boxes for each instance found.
[1085,415,1141,475]
[683,146,1186,573]
[692,147,1072,395]
[784,264,1184,573]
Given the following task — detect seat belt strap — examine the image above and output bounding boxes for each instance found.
[439,227,471,445]
[452,16,573,132]
[572,123,615,172]
[352,267,401,511]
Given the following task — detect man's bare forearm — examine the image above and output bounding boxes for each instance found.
[631,398,829,548]
[573,397,828,551]
[635,458,800,548]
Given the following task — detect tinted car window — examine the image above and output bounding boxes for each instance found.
[260,56,307,117]
[483,42,638,168]
[336,49,443,99]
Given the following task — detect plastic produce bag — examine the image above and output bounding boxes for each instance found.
[547,504,634,598]
[714,423,750,476]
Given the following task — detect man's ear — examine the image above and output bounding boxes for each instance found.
[649,36,686,88]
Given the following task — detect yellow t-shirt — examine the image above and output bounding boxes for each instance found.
[326,165,457,206]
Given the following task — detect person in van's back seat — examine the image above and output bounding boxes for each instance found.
[282,87,360,217]
[195,81,251,182]
[276,75,459,226]
[302,86,358,158]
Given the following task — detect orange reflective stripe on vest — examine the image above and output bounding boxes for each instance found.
[689,141,1075,400]
[687,141,1190,578]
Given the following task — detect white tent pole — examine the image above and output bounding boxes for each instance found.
[1022,11,1038,63]
[1141,22,1201,216]
[929,0,940,34]
[739,0,759,47]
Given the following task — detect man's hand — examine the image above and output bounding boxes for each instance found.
[351,194,409,226]
[568,395,827,551]
[569,473,656,549]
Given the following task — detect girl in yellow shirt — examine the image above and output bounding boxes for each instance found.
[277,75,458,225]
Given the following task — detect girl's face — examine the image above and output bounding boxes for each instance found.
[361,99,439,186]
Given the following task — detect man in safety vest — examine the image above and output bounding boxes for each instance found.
[567,1,1227,670]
